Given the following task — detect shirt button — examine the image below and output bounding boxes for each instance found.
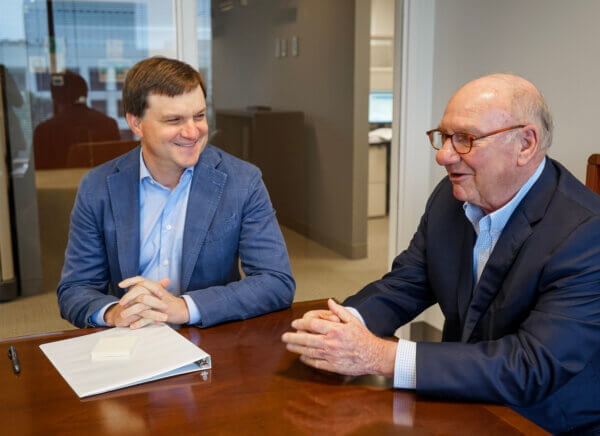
[163,259,169,266]
[166,224,172,230]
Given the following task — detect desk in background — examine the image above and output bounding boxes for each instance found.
[213,109,308,237]
[368,126,392,217]
[1,300,548,435]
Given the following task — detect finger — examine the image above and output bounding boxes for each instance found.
[120,302,150,319]
[119,275,145,289]
[319,312,341,323]
[130,317,154,329]
[158,277,170,288]
[303,310,327,320]
[303,310,340,323]
[131,279,166,298]
[139,309,168,322]
[115,313,141,327]
[281,331,326,348]
[285,343,326,359]
[327,298,355,323]
[120,281,165,307]
[134,293,168,311]
[291,317,338,335]
[119,285,152,306]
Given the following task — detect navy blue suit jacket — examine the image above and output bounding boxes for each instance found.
[345,159,600,434]
[58,145,295,328]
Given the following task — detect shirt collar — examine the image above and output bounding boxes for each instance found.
[139,149,194,186]
[463,157,546,233]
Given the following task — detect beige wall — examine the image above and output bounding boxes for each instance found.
[212,0,370,258]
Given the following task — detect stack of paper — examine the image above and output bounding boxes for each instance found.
[91,336,138,361]
[40,323,211,398]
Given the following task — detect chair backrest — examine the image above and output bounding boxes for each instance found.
[586,154,600,194]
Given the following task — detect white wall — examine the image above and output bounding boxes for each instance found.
[391,0,436,337]
[430,0,600,189]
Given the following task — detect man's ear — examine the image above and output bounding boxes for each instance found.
[517,124,540,166]
[125,113,143,138]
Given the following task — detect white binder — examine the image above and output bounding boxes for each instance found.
[40,323,211,398]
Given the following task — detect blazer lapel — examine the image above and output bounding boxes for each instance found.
[460,159,556,342]
[107,148,140,281]
[456,221,475,330]
[461,211,532,341]
[180,147,227,292]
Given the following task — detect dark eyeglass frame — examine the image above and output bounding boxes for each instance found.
[426,124,526,154]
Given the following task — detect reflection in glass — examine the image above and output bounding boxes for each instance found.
[0,0,193,292]
[33,71,120,169]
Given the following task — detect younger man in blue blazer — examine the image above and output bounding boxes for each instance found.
[58,57,295,329]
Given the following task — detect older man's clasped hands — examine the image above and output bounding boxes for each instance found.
[282,299,397,377]
[104,276,190,329]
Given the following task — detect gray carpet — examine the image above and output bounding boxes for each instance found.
[0,292,76,340]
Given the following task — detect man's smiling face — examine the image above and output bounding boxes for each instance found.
[435,80,524,214]
[129,85,208,184]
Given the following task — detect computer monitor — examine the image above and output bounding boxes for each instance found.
[368,91,393,124]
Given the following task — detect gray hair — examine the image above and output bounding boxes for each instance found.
[514,87,553,150]
[488,73,554,150]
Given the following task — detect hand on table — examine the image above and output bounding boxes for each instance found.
[298,308,341,324]
[104,276,190,328]
[281,299,397,377]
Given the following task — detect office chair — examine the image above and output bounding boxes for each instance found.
[586,154,600,194]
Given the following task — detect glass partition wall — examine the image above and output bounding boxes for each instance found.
[1,1,386,311]
[0,0,211,295]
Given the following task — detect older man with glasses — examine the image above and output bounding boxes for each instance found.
[283,73,600,434]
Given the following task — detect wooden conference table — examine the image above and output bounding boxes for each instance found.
[1,300,548,435]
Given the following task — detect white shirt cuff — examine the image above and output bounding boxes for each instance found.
[394,338,416,389]
[346,306,416,389]
[91,302,117,327]
[183,295,201,325]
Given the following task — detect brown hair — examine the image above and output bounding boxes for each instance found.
[122,56,207,117]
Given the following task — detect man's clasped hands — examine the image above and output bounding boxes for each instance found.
[281,299,397,377]
[104,277,190,328]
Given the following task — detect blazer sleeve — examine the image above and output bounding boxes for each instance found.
[416,214,600,407]
[343,184,441,337]
[57,175,119,327]
[185,170,295,327]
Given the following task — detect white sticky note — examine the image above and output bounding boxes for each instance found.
[91,336,138,361]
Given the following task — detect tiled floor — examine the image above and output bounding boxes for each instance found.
[0,218,390,340]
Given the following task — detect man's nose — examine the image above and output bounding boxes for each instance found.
[181,120,199,139]
[435,138,460,166]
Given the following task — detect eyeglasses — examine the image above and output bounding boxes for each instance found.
[426,125,526,154]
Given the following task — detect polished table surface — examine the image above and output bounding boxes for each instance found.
[1,299,548,435]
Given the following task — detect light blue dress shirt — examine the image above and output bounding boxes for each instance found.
[464,158,546,285]
[91,151,201,325]
[351,158,546,389]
